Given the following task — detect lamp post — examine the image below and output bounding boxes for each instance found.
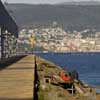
[29,35,34,54]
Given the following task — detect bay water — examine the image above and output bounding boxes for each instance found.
[36,52,100,87]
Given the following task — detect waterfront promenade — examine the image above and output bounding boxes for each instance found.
[0,55,35,100]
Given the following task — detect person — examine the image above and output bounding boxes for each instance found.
[69,70,79,80]
[73,70,79,80]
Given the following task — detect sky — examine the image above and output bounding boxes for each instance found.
[1,0,100,4]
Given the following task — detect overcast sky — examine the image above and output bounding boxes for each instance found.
[1,0,100,4]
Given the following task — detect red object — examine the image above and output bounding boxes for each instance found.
[60,72,71,82]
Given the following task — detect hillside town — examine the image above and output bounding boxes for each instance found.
[18,22,100,53]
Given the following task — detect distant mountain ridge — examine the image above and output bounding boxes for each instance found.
[58,1,100,5]
[6,3,100,31]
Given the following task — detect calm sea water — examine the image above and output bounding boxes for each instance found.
[36,52,100,87]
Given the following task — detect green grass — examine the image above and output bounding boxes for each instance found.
[38,91,45,100]
[58,92,65,97]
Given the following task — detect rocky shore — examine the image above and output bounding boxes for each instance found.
[35,56,99,100]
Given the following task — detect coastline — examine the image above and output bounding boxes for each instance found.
[35,56,98,100]
[35,52,100,87]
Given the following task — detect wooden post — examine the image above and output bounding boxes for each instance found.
[1,29,5,60]
[5,30,9,59]
[0,27,1,60]
[72,84,74,96]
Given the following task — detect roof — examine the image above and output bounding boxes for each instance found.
[0,0,18,37]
